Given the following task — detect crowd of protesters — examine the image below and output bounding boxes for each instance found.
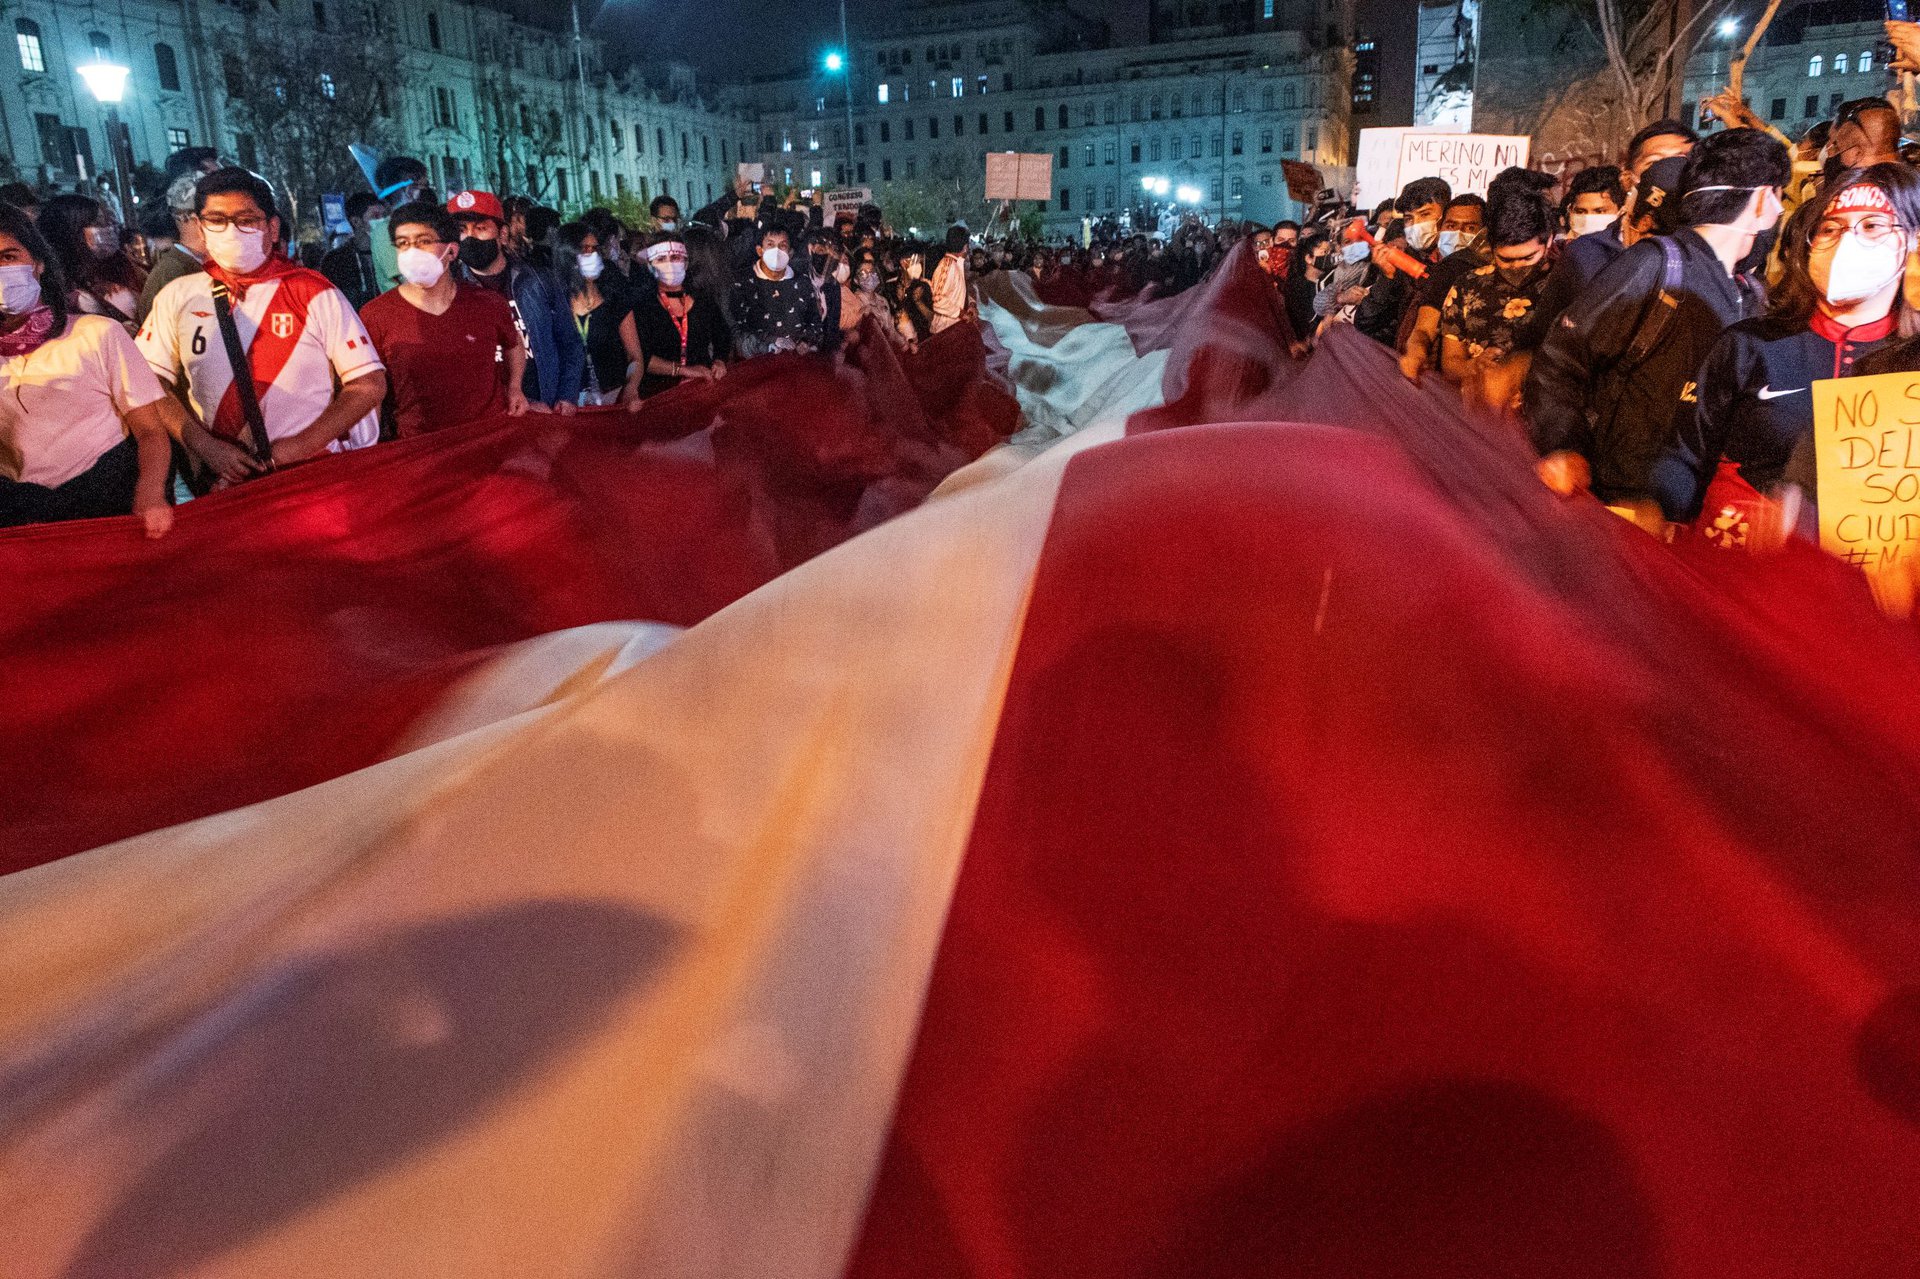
[8,15,1920,552]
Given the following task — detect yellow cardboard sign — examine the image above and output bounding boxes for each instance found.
[1812,371,1920,574]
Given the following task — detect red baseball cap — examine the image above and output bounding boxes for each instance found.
[446,189,505,223]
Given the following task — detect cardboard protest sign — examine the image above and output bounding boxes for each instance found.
[1812,371,1920,575]
[1395,132,1531,198]
[737,161,766,188]
[823,186,872,221]
[1280,160,1322,204]
[985,152,1054,202]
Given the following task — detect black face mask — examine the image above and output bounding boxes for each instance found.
[460,238,502,270]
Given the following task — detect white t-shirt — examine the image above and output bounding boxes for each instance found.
[0,315,166,486]
[138,267,383,451]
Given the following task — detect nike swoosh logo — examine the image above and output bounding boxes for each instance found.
[1757,386,1806,400]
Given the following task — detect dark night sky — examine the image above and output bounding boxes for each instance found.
[578,0,1151,83]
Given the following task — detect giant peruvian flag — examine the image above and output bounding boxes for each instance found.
[3,247,1920,1277]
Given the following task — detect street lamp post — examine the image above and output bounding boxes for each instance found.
[825,49,854,186]
[77,60,133,223]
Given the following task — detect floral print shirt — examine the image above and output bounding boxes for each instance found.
[1440,261,1550,361]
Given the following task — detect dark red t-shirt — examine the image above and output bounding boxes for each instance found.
[360,283,521,438]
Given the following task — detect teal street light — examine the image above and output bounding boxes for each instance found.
[823,45,853,188]
[77,59,134,220]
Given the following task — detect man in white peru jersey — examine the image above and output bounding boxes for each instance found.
[138,168,387,485]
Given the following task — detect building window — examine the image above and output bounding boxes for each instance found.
[1083,186,1094,210]
[88,31,111,58]
[929,116,939,138]
[979,74,988,94]
[1283,126,1296,151]
[1004,110,1014,131]
[905,119,915,140]
[1862,49,1874,73]
[1003,72,1013,91]
[1059,144,1070,168]
[1103,141,1115,164]
[155,43,181,92]
[1035,105,1046,130]
[428,11,443,50]
[1283,84,1297,108]
[906,158,916,178]
[1210,177,1222,202]
[658,127,668,155]
[314,1,328,29]
[811,168,822,187]
[434,87,457,128]
[979,111,988,132]
[954,113,964,134]
[1104,102,1115,124]
[1171,94,1183,119]
[1835,53,1849,74]
[320,72,336,99]
[883,158,893,180]
[1170,137,1182,160]
[15,19,43,73]
[1231,89,1246,112]
[1262,86,1274,110]
[1263,0,1274,16]
[781,132,792,153]
[702,135,710,162]
[877,83,889,104]
[880,120,890,142]
[1809,54,1822,76]
[1060,188,1070,210]
[1058,103,1069,127]
[1306,124,1318,152]
[1805,93,1819,116]
[816,96,827,113]
[1150,137,1162,160]
[1083,143,1094,165]
[952,76,964,96]
[1831,91,1844,112]
[1130,140,1141,162]
[682,132,690,160]
[1230,131,1243,155]
[1770,97,1785,120]
[1210,134,1223,157]
[857,162,867,181]
[1232,176,1245,199]
[1260,128,1273,153]
[854,123,865,144]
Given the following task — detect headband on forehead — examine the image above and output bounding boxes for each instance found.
[644,240,686,262]
[1830,182,1895,215]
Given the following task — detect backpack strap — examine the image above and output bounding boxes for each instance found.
[1616,236,1683,373]
[207,279,276,469]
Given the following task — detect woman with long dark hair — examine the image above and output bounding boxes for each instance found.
[0,203,174,534]
[38,193,145,328]
[631,230,729,399]
[556,220,644,407]
[1655,163,1920,526]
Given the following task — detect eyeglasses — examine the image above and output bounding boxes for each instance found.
[197,213,268,232]
[1811,215,1904,247]
[392,236,445,251]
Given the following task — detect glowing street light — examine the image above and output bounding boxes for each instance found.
[77,59,130,103]
[1176,184,1203,205]
[1718,16,1739,37]
[78,59,134,220]
[824,50,845,72]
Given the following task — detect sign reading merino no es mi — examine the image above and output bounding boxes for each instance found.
[1813,371,1920,571]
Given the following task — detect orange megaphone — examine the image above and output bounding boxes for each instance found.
[1343,218,1428,280]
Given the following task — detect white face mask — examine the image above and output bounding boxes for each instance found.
[832,261,851,283]
[0,263,42,314]
[1403,219,1438,252]
[761,245,789,274]
[204,224,269,273]
[1814,230,1907,306]
[1436,229,1469,257]
[1340,240,1371,265]
[658,218,678,232]
[578,251,604,280]
[1568,211,1614,239]
[652,259,687,288]
[396,247,447,288]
